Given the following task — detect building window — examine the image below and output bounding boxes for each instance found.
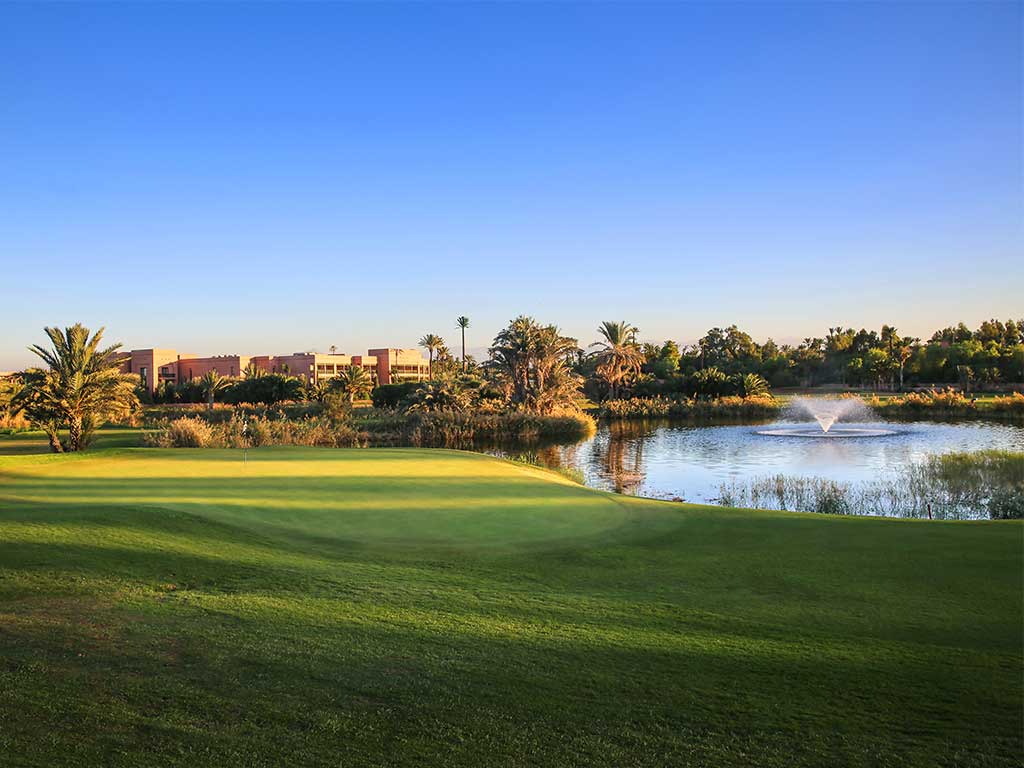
[140,366,148,389]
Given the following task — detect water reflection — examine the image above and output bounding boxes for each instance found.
[482,417,1024,505]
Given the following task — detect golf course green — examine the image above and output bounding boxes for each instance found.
[0,444,1021,767]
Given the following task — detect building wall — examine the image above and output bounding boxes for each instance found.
[177,355,251,382]
[367,348,431,385]
[117,348,182,393]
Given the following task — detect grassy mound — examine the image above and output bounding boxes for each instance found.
[0,446,1020,767]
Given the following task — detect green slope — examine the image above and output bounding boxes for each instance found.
[0,447,1020,767]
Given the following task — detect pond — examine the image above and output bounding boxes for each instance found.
[487,417,1024,508]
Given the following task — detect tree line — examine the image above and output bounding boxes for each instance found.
[3,316,1021,452]
[623,318,1024,394]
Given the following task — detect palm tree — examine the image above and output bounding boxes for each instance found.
[487,316,581,413]
[590,321,644,399]
[200,370,231,410]
[329,345,337,355]
[13,324,138,452]
[739,373,771,398]
[418,334,444,379]
[456,316,470,372]
[304,379,330,402]
[330,365,373,404]
[243,362,266,379]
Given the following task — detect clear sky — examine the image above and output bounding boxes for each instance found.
[1,1,1021,369]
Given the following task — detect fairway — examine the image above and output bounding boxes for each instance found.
[0,447,1021,767]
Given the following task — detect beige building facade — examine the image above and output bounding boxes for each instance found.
[119,346,430,393]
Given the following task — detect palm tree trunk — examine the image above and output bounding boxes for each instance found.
[461,328,466,373]
[68,415,83,452]
[45,427,64,453]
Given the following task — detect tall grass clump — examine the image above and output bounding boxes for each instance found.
[719,450,1024,520]
[146,415,364,448]
[141,402,323,426]
[597,395,780,420]
[869,389,1024,419]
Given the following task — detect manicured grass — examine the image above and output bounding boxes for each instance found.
[0,446,1020,767]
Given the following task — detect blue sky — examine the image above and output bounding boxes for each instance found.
[1,1,1020,368]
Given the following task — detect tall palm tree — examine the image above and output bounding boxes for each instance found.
[590,321,644,400]
[200,370,231,410]
[456,316,470,372]
[330,365,373,404]
[418,334,444,379]
[13,324,138,452]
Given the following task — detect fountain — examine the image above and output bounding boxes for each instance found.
[757,396,896,438]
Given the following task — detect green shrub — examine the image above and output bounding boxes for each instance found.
[371,382,423,409]
[406,411,596,447]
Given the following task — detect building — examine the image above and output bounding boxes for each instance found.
[176,355,250,383]
[253,352,373,385]
[367,349,431,384]
[116,349,192,393]
[119,346,430,393]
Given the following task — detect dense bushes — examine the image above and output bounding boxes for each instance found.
[140,403,322,425]
[146,372,307,406]
[371,382,424,409]
[400,411,596,447]
[223,374,305,405]
[146,415,364,448]
[145,406,595,450]
[597,395,780,420]
[869,389,1024,418]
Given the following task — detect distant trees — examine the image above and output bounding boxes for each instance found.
[665,318,1024,391]
[418,334,444,379]
[641,340,681,379]
[487,316,582,414]
[12,324,138,452]
[580,317,1023,401]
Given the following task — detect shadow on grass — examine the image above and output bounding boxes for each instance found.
[1,570,1018,768]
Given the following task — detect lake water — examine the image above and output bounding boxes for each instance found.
[489,418,1024,504]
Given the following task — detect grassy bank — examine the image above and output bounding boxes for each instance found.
[596,395,780,420]
[0,445,1020,767]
